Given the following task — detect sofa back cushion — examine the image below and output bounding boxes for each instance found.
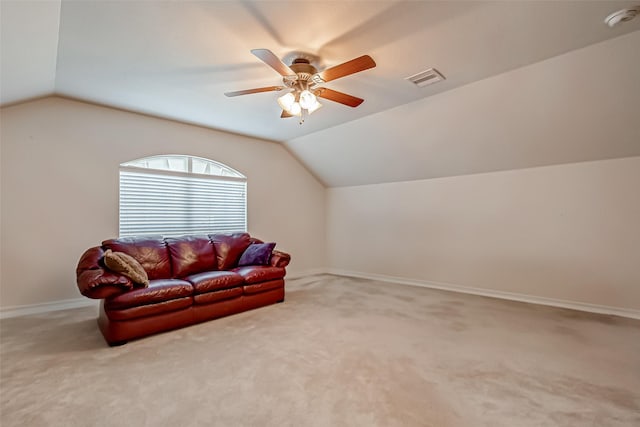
[165,235,217,278]
[102,236,171,280]
[209,233,252,270]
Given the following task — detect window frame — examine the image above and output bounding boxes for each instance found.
[118,155,247,238]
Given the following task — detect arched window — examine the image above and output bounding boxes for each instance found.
[119,155,247,237]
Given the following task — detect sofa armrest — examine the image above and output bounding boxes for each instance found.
[270,250,291,268]
[76,247,133,299]
[77,269,133,299]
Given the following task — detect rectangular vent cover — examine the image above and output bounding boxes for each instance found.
[406,68,445,87]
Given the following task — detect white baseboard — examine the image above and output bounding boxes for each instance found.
[4,270,637,320]
[327,269,640,320]
[0,270,326,320]
[286,268,328,279]
[0,270,326,319]
[0,268,327,319]
[0,298,99,319]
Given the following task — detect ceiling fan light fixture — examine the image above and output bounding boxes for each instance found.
[226,49,376,123]
[277,92,295,111]
[307,101,323,114]
[288,102,302,116]
[299,90,317,109]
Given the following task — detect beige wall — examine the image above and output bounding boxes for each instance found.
[2,91,638,314]
[0,97,326,308]
[327,157,640,311]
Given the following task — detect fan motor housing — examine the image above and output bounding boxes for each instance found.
[285,58,318,88]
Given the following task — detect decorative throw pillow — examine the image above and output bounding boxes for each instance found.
[103,249,149,287]
[238,242,276,266]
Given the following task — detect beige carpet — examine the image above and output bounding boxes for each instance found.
[1,275,639,426]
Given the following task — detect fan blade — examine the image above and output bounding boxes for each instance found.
[315,55,376,83]
[251,49,296,77]
[280,110,293,118]
[315,88,364,107]
[224,86,284,97]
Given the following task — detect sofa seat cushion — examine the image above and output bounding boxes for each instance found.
[244,279,284,295]
[105,279,193,310]
[232,266,285,284]
[186,271,244,294]
[106,297,193,321]
[193,287,243,305]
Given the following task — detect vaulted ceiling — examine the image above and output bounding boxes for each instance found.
[2,1,639,186]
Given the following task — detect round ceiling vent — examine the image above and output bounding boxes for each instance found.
[604,6,639,27]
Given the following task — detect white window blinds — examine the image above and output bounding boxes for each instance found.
[119,158,247,237]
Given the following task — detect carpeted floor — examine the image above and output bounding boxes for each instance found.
[1,274,639,426]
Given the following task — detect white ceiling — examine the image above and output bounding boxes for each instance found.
[2,1,639,186]
[287,29,640,186]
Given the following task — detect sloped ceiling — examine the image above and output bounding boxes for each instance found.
[1,1,639,186]
[288,30,640,186]
[0,0,60,104]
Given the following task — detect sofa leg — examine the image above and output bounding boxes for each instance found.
[108,340,128,347]
[277,298,285,303]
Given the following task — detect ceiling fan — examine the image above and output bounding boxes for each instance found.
[224,49,376,122]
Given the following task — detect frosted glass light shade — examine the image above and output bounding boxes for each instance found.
[288,102,302,116]
[299,90,317,109]
[277,92,295,111]
[307,101,322,114]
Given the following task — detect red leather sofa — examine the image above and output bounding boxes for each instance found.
[76,233,290,345]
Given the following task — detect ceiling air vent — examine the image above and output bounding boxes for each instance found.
[406,68,445,87]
